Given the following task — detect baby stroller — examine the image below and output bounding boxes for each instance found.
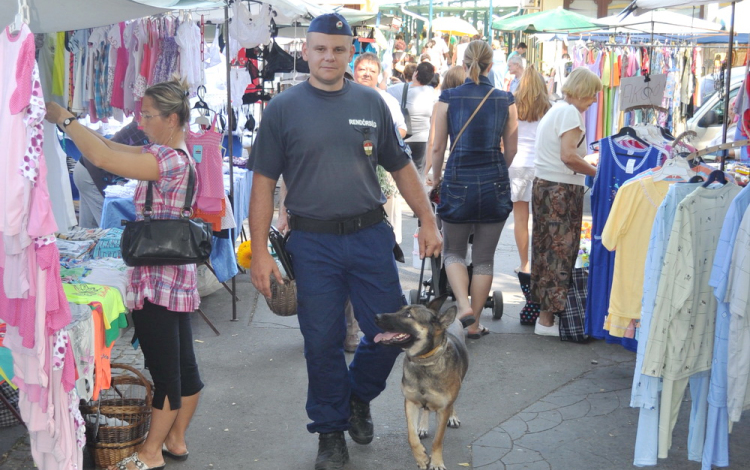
[408,198,503,320]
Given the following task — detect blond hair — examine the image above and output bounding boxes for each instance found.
[561,67,602,99]
[144,79,191,126]
[442,66,466,90]
[515,65,551,122]
[463,40,492,85]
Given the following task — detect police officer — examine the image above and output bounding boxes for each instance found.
[248,13,442,470]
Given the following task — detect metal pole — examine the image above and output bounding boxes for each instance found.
[429,0,433,39]
[488,0,493,39]
[720,1,736,172]
[225,2,239,322]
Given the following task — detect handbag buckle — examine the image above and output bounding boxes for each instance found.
[182,208,194,218]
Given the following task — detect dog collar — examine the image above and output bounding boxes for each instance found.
[415,342,444,360]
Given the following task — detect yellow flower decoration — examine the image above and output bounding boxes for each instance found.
[237,240,253,269]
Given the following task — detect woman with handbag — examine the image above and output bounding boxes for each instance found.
[430,40,518,339]
[46,80,204,470]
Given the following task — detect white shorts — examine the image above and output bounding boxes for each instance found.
[509,166,535,202]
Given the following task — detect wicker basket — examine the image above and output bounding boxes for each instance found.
[265,276,297,316]
[80,364,153,468]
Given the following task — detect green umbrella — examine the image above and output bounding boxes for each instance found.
[493,7,602,33]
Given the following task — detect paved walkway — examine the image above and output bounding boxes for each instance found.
[1,202,749,469]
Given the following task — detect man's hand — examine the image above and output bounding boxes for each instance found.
[250,250,284,299]
[418,218,442,259]
[276,210,289,235]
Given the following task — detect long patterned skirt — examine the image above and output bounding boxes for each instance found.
[530,177,584,314]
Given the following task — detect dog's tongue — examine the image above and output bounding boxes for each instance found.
[374,332,400,343]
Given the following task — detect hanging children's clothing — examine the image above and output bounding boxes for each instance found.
[0,22,84,469]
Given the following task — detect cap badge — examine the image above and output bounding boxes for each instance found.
[336,21,343,29]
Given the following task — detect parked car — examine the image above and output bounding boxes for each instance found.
[687,67,746,150]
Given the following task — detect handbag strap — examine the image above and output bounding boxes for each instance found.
[143,149,196,220]
[400,83,409,109]
[449,87,494,154]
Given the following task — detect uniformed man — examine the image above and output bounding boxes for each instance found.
[248,13,442,470]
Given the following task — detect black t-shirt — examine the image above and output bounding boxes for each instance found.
[249,80,411,220]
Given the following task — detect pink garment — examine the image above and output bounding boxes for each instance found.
[188,120,225,213]
[134,33,150,99]
[0,241,37,339]
[9,30,34,114]
[0,25,34,243]
[146,24,161,86]
[111,23,128,110]
[0,243,70,351]
[26,139,58,240]
[19,334,82,470]
[39,244,71,335]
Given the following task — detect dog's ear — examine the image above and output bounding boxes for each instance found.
[438,305,458,328]
[426,294,450,313]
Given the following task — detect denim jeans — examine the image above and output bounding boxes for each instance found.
[285,221,404,433]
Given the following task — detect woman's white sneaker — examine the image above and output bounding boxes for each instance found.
[534,319,560,337]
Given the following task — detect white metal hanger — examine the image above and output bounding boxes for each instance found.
[652,156,693,182]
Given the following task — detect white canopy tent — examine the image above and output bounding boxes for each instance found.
[597,10,723,35]
[0,0,172,34]
[714,0,750,34]
[625,0,726,15]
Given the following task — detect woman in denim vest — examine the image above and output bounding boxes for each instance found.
[430,40,518,338]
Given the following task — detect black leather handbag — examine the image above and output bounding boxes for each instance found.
[121,163,212,267]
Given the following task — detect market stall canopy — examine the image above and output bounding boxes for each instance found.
[623,0,728,15]
[714,0,750,33]
[596,10,724,34]
[431,16,479,36]
[131,0,224,7]
[0,0,171,33]
[492,7,602,33]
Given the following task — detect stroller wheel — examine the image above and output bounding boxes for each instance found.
[409,289,420,305]
[492,290,504,320]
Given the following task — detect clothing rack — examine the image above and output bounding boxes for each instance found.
[687,138,750,161]
[223,2,239,323]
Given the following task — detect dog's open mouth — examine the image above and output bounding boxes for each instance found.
[374,331,412,345]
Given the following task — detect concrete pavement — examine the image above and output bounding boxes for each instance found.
[2,202,750,469]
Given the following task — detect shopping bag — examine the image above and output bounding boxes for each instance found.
[559,267,589,343]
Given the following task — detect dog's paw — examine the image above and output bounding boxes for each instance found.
[413,448,430,469]
[428,461,446,470]
[418,427,429,439]
[415,455,430,469]
[447,416,461,428]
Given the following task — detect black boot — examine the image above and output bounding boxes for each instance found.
[315,431,349,470]
[348,395,374,445]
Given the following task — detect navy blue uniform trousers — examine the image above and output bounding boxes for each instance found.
[285,221,404,434]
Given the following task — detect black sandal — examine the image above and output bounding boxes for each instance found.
[467,326,490,339]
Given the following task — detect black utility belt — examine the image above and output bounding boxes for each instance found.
[288,207,385,235]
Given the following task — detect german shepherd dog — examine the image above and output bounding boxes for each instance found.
[374,294,469,470]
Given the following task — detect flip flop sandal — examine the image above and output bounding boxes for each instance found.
[162,443,189,461]
[467,326,490,339]
[114,452,166,470]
